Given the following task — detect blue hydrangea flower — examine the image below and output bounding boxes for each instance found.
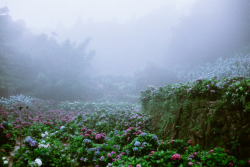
[60,126,65,131]
[141,132,147,137]
[141,142,148,148]
[132,147,138,152]
[134,141,141,147]
[152,135,158,141]
[125,149,130,155]
[114,130,120,135]
[95,151,100,156]
[97,146,102,151]
[83,139,91,144]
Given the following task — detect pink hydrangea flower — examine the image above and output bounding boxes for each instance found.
[209,150,214,154]
[171,154,181,160]
[188,162,193,166]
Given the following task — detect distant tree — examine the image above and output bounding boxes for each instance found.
[0,10,95,101]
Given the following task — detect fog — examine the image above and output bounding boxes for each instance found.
[0,0,249,101]
[1,0,195,75]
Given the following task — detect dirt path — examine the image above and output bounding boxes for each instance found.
[6,136,21,167]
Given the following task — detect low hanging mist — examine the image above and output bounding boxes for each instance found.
[0,0,249,101]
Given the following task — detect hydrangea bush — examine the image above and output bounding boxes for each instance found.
[0,95,249,166]
[175,54,250,82]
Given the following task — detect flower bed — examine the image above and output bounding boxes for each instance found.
[0,95,249,166]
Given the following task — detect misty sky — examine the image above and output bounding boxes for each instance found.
[1,0,195,28]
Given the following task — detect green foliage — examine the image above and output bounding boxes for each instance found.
[201,148,237,167]
[159,139,188,154]
[0,121,17,149]
[140,76,250,156]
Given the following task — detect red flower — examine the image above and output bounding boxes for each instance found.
[5,133,11,138]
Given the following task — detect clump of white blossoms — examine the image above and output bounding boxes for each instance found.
[35,158,42,166]
[38,140,50,149]
[41,131,49,138]
[2,157,8,165]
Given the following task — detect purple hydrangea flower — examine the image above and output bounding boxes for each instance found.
[30,140,37,147]
[25,136,33,143]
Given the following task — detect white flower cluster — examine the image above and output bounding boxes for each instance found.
[175,54,250,82]
[0,94,35,110]
[35,158,42,166]
[38,140,50,149]
[2,157,8,165]
[41,131,49,138]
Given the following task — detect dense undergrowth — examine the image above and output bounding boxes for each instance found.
[141,76,250,159]
[0,91,250,166]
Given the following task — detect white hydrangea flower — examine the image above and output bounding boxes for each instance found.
[41,133,45,138]
[3,160,8,164]
[35,158,42,166]
[2,157,6,160]
[45,131,49,135]
[38,142,50,149]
